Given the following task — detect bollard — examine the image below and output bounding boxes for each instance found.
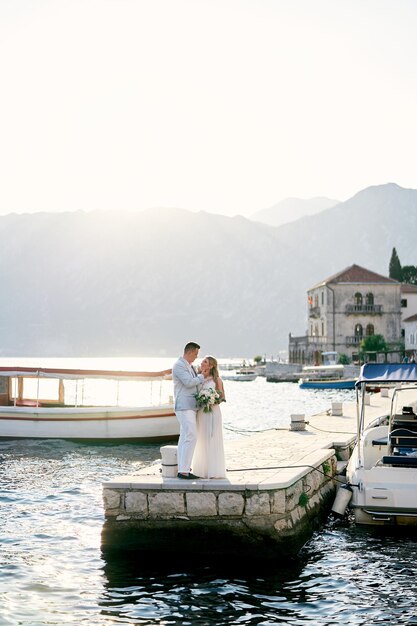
[364,393,371,405]
[290,414,306,431]
[332,402,343,416]
[160,445,178,478]
[381,388,389,398]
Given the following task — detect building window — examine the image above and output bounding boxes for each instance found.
[365,293,374,306]
[321,291,324,305]
[401,299,408,308]
[366,324,374,336]
[321,322,324,335]
[355,323,363,339]
[411,333,415,345]
[354,292,363,306]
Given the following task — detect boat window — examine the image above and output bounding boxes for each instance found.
[10,378,60,403]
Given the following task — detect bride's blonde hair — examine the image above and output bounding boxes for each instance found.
[206,356,219,381]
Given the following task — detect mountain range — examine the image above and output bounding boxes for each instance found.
[0,182,416,357]
[251,196,339,227]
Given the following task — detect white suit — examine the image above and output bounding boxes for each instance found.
[172,356,204,473]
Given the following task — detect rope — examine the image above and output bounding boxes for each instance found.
[307,423,356,435]
[225,463,348,485]
[224,424,289,434]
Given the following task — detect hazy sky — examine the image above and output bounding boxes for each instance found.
[1,0,416,216]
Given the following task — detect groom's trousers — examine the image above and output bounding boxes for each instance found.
[175,409,198,473]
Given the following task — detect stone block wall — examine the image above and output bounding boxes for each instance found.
[102,453,338,555]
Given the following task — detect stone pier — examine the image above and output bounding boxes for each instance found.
[101,392,392,560]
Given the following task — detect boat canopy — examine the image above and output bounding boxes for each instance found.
[0,366,171,382]
[356,363,417,385]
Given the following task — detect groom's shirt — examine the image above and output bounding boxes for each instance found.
[172,356,204,411]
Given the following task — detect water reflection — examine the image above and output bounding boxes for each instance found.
[100,550,307,625]
[98,522,417,626]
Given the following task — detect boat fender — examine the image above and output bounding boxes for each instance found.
[331,484,353,517]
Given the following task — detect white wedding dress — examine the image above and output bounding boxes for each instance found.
[192,378,226,479]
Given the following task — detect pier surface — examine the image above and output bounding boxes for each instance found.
[102,392,391,559]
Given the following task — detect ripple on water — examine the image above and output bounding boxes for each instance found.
[1,379,417,625]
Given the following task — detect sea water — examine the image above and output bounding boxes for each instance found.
[1,357,417,626]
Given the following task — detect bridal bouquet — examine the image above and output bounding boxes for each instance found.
[194,387,221,413]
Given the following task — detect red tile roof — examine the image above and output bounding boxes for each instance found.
[310,264,398,289]
[402,284,417,293]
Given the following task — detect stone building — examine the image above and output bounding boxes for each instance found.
[289,264,402,364]
[401,284,417,359]
[403,314,417,358]
[401,284,417,322]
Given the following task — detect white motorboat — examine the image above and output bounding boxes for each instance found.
[0,366,177,442]
[340,363,417,525]
[222,369,258,382]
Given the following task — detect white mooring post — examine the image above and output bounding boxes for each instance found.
[290,414,306,431]
[160,445,178,477]
[331,402,343,416]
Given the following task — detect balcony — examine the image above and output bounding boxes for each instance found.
[346,336,362,346]
[345,304,383,314]
[308,306,321,318]
[308,336,328,344]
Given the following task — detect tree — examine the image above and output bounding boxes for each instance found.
[253,355,263,364]
[389,247,402,281]
[338,353,351,365]
[360,334,388,356]
[401,265,417,285]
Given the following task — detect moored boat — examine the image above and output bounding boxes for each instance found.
[0,366,176,442]
[222,369,257,382]
[299,378,356,390]
[339,363,417,525]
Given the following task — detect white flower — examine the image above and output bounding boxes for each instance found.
[194,387,221,412]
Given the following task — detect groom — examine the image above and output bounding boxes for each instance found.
[172,341,204,479]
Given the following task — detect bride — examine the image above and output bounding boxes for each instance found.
[192,355,226,479]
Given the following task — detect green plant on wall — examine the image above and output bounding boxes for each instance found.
[298,492,309,507]
[322,461,331,475]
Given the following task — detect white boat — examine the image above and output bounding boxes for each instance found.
[342,363,417,525]
[222,369,258,382]
[0,366,177,442]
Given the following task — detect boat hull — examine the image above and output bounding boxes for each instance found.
[222,374,257,381]
[0,405,179,442]
[348,465,417,526]
[299,378,356,390]
[347,426,417,525]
